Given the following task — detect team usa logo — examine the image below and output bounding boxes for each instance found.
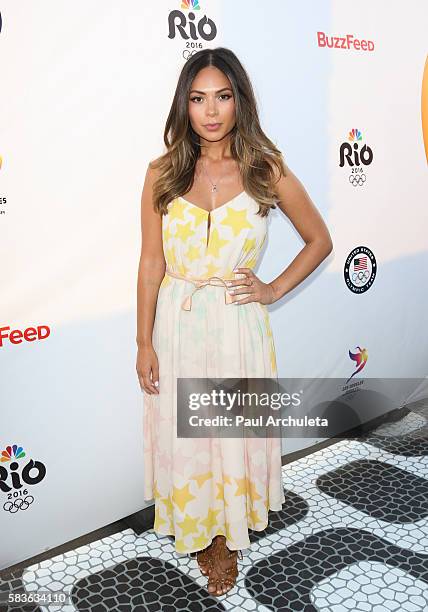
[168,1,217,60]
[0,444,47,513]
[339,128,373,187]
[344,246,377,293]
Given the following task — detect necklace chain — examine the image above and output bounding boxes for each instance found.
[200,158,220,193]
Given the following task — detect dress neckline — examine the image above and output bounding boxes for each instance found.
[179,190,246,214]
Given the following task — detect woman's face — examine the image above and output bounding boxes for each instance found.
[188,66,236,141]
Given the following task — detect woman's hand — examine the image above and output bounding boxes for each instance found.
[136,344,160,394]
[226,267,277,306]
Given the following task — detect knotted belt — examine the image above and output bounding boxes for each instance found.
[165,268,235,311]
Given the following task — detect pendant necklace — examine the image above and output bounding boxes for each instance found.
[201,158,221,192]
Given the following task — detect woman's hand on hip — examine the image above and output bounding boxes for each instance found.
[226,267,277,306]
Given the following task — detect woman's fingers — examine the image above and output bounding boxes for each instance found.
[136,346,160,395]
[140,370,159,394]
[229,285,255,296]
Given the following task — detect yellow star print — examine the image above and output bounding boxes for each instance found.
[153,481,162,499]
[234,476,249,496]
[172,483,196,512]
[168,199,187,222]
[154,505,167,530]
[175,221,194,242]
[245,253,258,268]
[163,222,174,243]
[161,493,174,519]
[187,205,208,227]
[263,312,273,338]
[200,507,222,531]
[177,261,188,275]
[248,507,263,527]
[270,343,277,372]
[175,538,191,553]
[192,471,213,488]
[185,244,202,262]
[204,261,221,277]
[220,208,254,237]
[215,481,225,503]
[206,227,228,258]
[177,514,200,536]
[247,479,262,502]
[191,533,211,550]
[242,237,257,254]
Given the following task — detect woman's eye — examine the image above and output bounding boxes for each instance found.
[190,94,232,103]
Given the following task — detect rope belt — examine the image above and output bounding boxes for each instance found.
[165,268,235,311]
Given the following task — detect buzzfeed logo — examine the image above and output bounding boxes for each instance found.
[317,31,375,52]
[0,325,50,346]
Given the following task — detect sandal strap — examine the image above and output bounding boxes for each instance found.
[206,537,240,592]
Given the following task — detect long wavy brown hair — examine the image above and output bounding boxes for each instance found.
[150,47,287,217]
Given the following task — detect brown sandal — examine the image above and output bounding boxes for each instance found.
[206,535,243,596]
[196,540,215,576]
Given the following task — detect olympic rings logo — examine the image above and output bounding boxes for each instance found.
[183,48,200,61]
[3,495,34,513]
[349,173,367,186]
[352,269,370,283]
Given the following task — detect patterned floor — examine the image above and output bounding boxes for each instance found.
[2,403,427,611]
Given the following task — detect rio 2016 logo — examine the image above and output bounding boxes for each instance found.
[339,128,374,187]
[0,444,47,513]
[168,0,217,59]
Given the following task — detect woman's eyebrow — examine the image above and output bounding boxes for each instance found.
[189,87,232,95]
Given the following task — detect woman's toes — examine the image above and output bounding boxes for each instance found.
[209,581,223,596]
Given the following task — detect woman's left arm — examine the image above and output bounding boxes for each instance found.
[267,163,333,301]
[228,163,333,305]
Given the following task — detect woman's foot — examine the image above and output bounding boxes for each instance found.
[206,536,242,596]
[196,539,215,576]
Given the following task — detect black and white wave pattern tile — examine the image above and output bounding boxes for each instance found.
[19,407,428,611]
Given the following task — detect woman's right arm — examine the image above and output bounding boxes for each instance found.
[136,160,166,394]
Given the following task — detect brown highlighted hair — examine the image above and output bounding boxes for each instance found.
[151,47,287,217]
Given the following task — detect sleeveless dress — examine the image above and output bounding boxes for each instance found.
[143,190,285,554]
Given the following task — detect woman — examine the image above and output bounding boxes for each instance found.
[136,47,333,597]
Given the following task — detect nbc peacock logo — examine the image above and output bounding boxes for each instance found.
[0,444,47,513]
[339,128,374,186]
[168,0,217,57]
[181,0,200,8]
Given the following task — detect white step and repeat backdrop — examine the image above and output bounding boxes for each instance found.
[1,1,427,569]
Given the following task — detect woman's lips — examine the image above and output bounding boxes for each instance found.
[204,123,221,131]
